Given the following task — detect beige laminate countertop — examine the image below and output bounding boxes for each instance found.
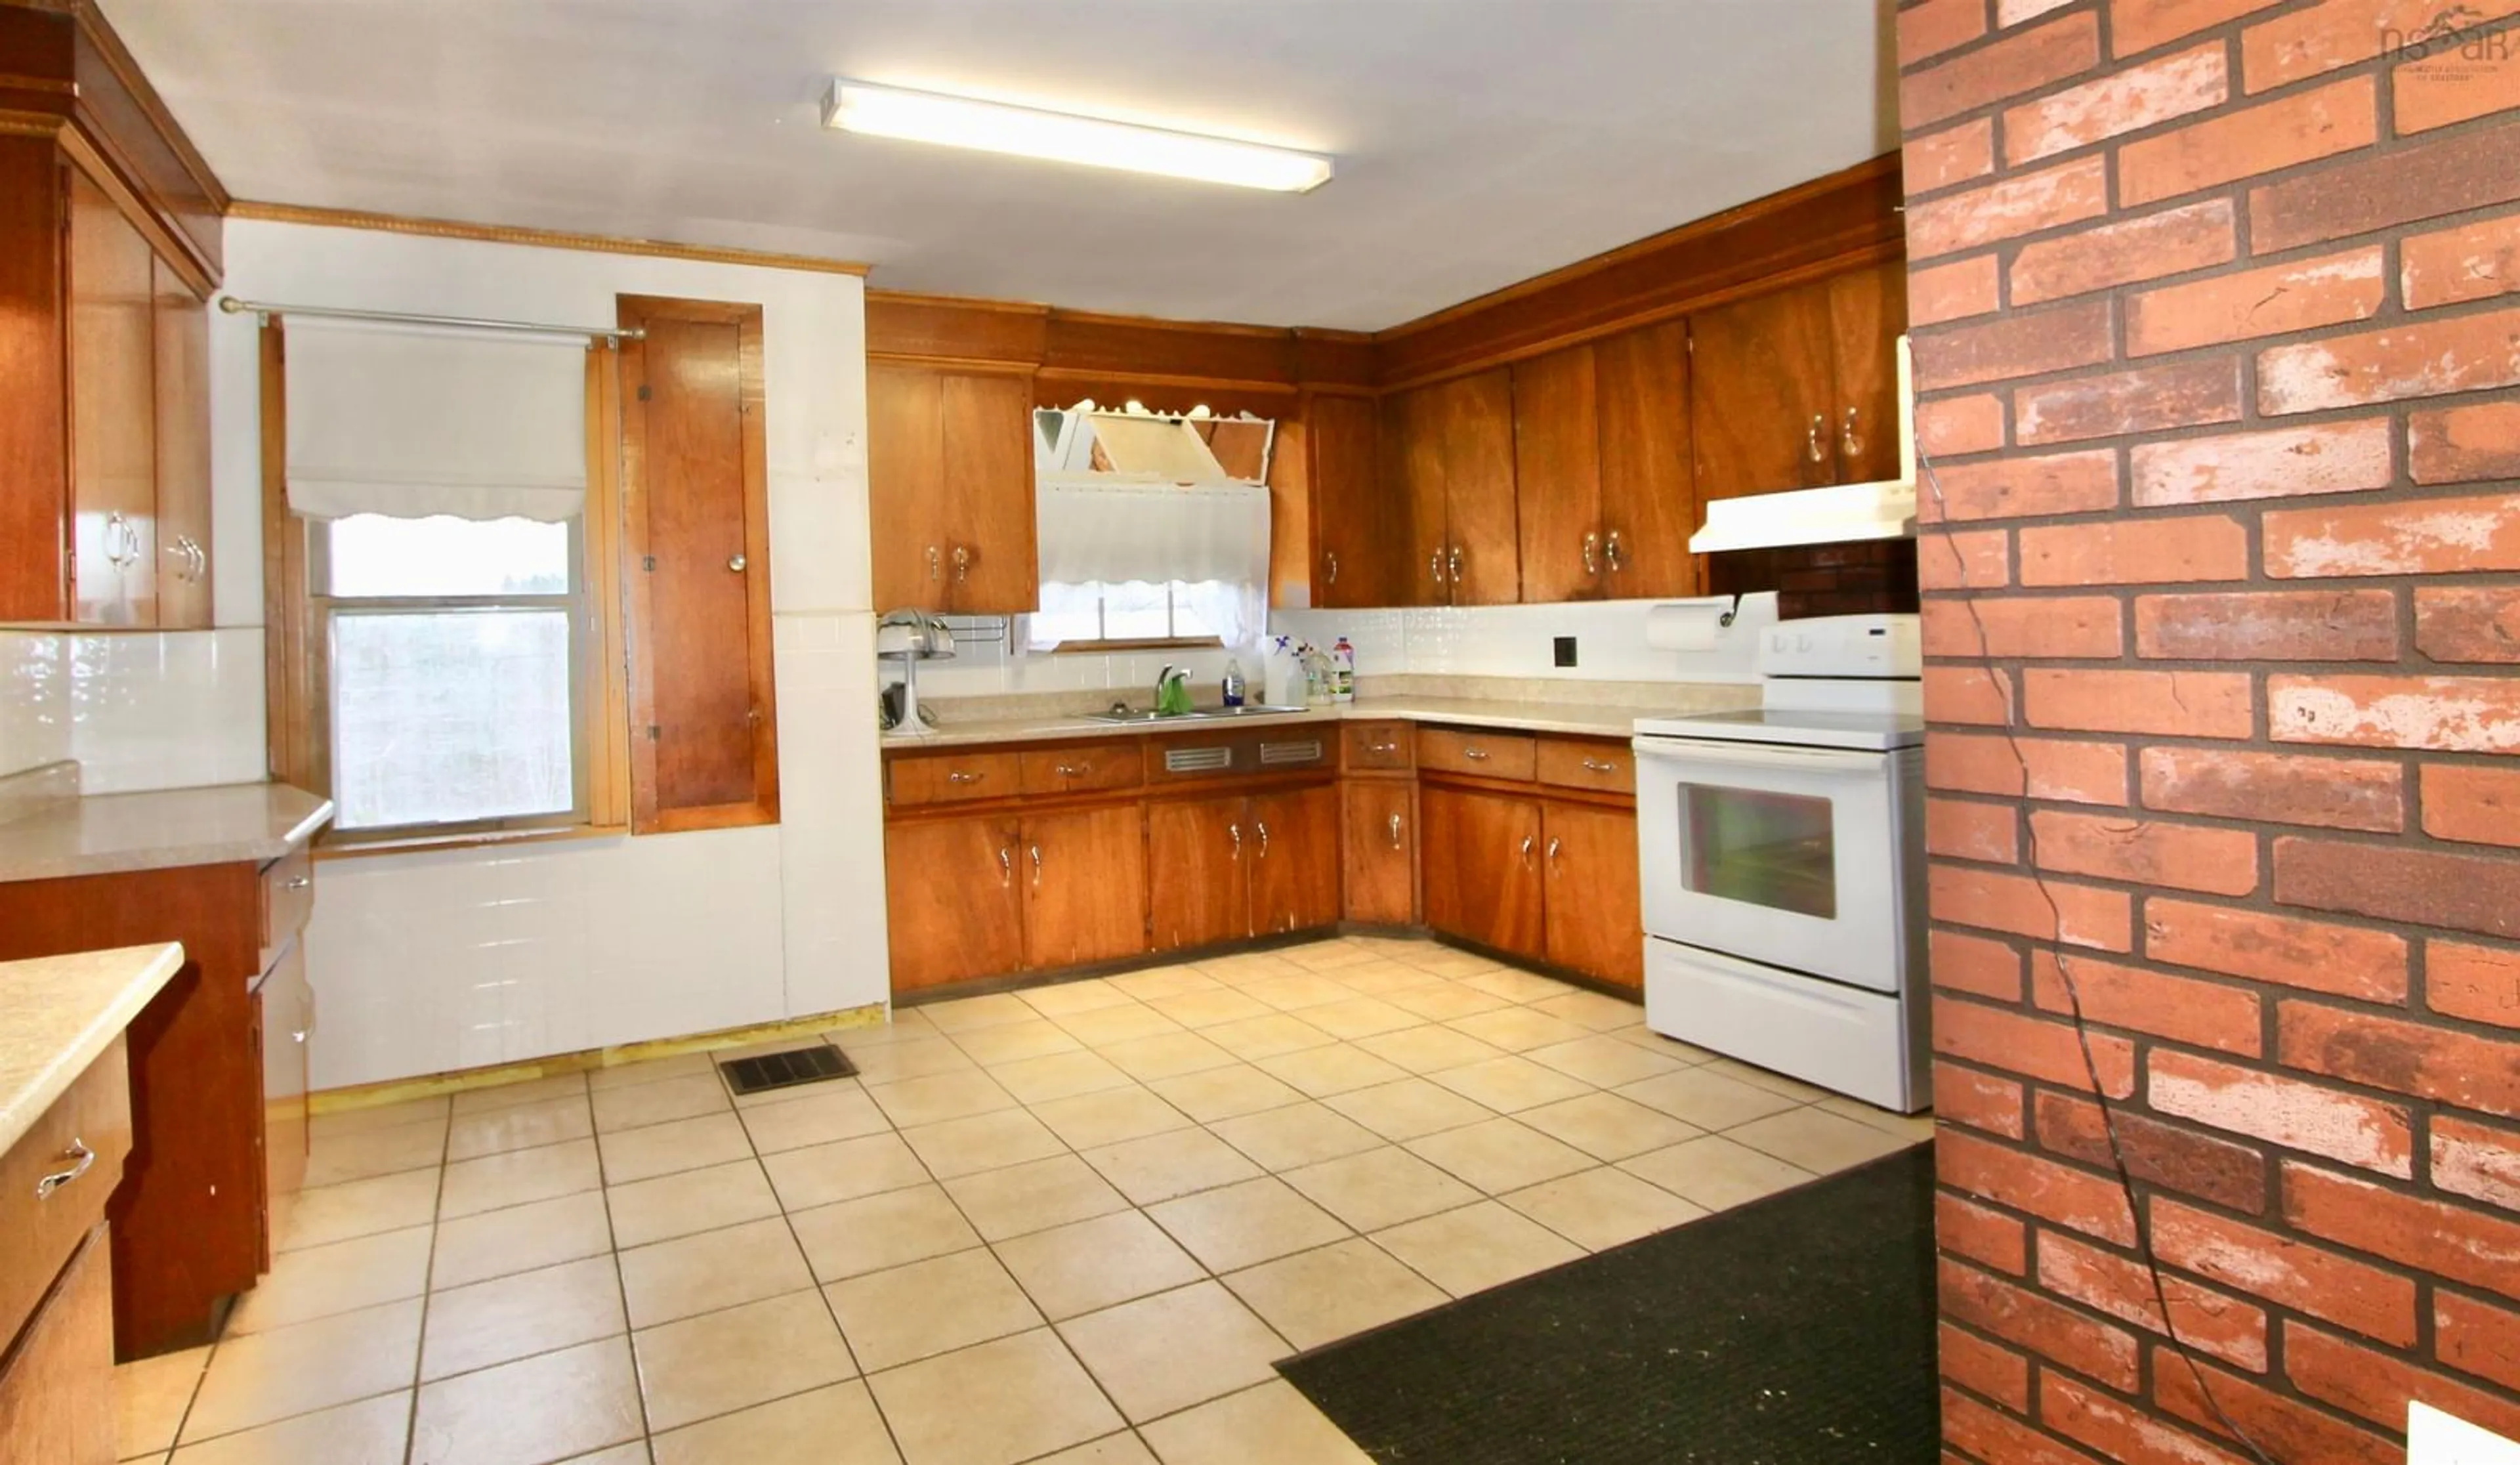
[0,943,183,1154]
[879,689,1760,750]
[0,782,335,884]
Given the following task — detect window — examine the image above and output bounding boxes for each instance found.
[1027,579,1254,650]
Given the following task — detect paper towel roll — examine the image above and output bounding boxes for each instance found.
[1644,599,1734,652]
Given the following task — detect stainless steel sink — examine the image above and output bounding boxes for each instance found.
[1078,704,1311,725]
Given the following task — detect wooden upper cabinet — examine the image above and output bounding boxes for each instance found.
[1593,318,1698,599]
[1435,370,1519,605]
[618,295,779,833]
[68,167,158,628]
[866,363,1037,615]
[1511,345,1603,605]
[1383,384,1450,607]
[1689,278,1836,502]
[152,256,212,630]
[887,815,1026,991]
[0,141,67,624]
[1147,796,1249,952]
[1307,392,1404,610]
[1022,804,1147,969]
[1827,259,1910,486]
[867,363,948,612]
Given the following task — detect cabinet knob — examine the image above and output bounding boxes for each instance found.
[1841,407,1864,459]
[34,1138,96,1199]
[284,875,312,891]
[728,555,747,572]
[1806,414,1828,465]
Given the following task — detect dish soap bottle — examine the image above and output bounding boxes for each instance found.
[1332,636,1356,704]
[1221,658,1247,708]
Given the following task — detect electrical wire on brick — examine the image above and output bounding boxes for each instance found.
[1915,438,2278,1465]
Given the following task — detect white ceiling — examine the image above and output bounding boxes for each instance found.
[103,0,1899,331]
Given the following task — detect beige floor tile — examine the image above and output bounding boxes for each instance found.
[276,1168,442,1253]
[899,1107,1066,1180]
[1514,1092,1704,1162]
[1459,967,1580,1004]
[1618,1134,1818,1212]
[790,1183,980,1282]
[1051,1002,1185,1048]
[1145,1177,1349,1272]
[921,992,1046,1033]
[1446,1006,1606,1055]
[1079,1128,1262,1205]
[1208,1102,1382,1171]
[950,1017,1087,1067]
[1139,1379,1371,1465]
[1143,987,1273,1029]
[166,1390,409,1465]
[1096,1030,1238,1082]
[1278,941,1382,973]
[1107,967,1225,1001]
[116,1346,209,1460]
[1223,1238,1449,1351]
[1503,1166,1710,1252]
[1382,985,1513,1024]
[553,1445,650,1464]
[1372,1200,1582,1296]
[310,1095,450,1139]
[590,1074,731,1135]
[990,1210,1208,1322]
[1610,1025,1717,1063]
[448,1072,588,1116]
[1253,1044,1410,1099]
[1187,951,1306,985]
[1397,948,1504,979]
[618,1216,814,1328]
[1404,1117,1593,1194]
[597,1111,753,1187]
[605,1158,781,1248]
[182,1299,423,1443]
[1198,1012,1338,1061]
[411,1336,642,1465]
[1239,973,1359,1012]
[1144,1065,1308,1124]
[738,1087,890,1155]
[226,1225,433,1334]
[1817,1095,1941,1142]
[943,1154,1130,1242]
[1702,1056,1836,1103]
[826,1248,1045,1372]
[1030,1087,1195,1151]
[1525,1033,1690,1088]
[587,1052,716,1092]
[1033,1434,1159,1465]
[865,1069,1018,1129]
[845,1036,976,1086]
[1351,1025,1507,1076]
[988,1050,1135,1105]
[1059,1282,1287,1424]
[1425,1055,1594,1113]
[1726,1106,1920,1172]
[649,1380,900,1465]
[1017,979,1139,1019]
[762,1133,932,1212]
[1616,1069,1805,1130]
[439,1137,602,1220]
[1324,962,1443,998]
[304,1115,447,1187]
[1296,997,1422,1041]
[1322,1077,1494,1143]
[833,1008,939,1044]
[1278,1147,1481,1233]
[430,1190,612,1289]
[866,1328,1124,1465]
[631,1288,855,1432]
[447,1095,595,1162]
[423,1255,625,1382]
[1527,989,1647,1032]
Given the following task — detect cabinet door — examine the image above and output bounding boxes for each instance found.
[1419,787,1544,959]
[1147,796,1250,952]
[0,1227,116,1465]
[257,941,312,1209]
[1341,780,1415,925]
[1309,393,1404,609]
[1511,345,1603,605]
[868,364,948,611]
[0,139,69,623]
[1436,369,1521,606]
[1384,386,1451,606]
[940,372,1038,614]
[1250,784,1340,935]
[1544,801,1644,988]
[1595,319,1699,599]
[1023,804,1148,969]
[1828,259,1911,486]
[1689,280,1835,501]
[67,168,157,627]
[152,257,212,629]
[887,815,1026,991]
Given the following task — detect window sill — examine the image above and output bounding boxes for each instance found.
[316,823,631,862]
[1048,637,1226,654]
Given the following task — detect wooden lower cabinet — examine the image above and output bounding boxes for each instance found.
[1341,780,1416,925]
[1250,785,1339,935]
[1148,796,1248,952]
[256,941,314,1213]
[0,1227,117,1465]
[1021,805,1148,970]
[884,815,1026,992]
[1543,802,1645,988]
[1421,787,1545,960]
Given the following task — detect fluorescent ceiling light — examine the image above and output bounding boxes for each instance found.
[823,81,1334,193]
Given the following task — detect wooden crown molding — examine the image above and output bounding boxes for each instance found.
[72,0,228,213]
[226,200,875,278]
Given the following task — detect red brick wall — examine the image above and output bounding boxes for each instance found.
[1899,1,2520,1458]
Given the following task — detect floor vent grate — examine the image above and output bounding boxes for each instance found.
[717,1043,856,1096]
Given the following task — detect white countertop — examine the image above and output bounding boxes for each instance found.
[0,944,183,1154]
[0,782,335,884]
[880,689,1761,750]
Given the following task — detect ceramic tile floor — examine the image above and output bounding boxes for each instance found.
[114,935,1934,1465]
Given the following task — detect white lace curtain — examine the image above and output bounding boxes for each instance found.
[1029,478,1271,648]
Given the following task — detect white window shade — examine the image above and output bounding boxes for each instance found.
[1036,479,1270,588]
[284,318,589,522]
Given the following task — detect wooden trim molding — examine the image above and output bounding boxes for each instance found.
[227,200,873,277]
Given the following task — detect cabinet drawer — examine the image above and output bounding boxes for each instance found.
[0,1226,116,1465]
[1019,745,1143,797]
[0,1036,131,1348]
[1416,727,1537,782]
[891,752,1022,807]
[260,845,314,968]
[1538,738,1635,796]
[1343,722,1414,771]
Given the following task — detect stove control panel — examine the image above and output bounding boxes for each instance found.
[1757,613,1921,680]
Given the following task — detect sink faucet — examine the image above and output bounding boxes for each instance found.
[1155,666,1194,717]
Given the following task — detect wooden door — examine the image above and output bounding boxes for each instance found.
[1250,784,1340,935]
[152,256,211,629]
[618,296,778,832]
[1828,259,1911,486]
[0,138,69,623]
[1419,786,1544,959]
[1511,345,1603,605]
[1384,386,1451,606]
[1436,369,1521,605]
[1341,779,1415,925]
[1689,280,1836,501]
[0,1229,116,1465]
[257,941,312,1208]
[1544,801,1645,988]
[1022,804,1148,969]
[867,363,948,611]
[67,167,157,627]
[1308,393,1404,609]
[886,815,1026,991]
[1595,319,1698,599]
[940,371,1038,614]
[1147,796,1250,951]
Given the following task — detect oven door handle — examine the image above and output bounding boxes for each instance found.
[1629,736,1887,776]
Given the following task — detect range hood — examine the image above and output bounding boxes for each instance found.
[1689,336,1918,554]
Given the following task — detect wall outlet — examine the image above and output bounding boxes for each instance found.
[1553,636,1578,668]
[2413,1401,2520,1464]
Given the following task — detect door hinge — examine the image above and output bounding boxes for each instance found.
[642,555,656,572]
[646,725,660,741]
[637,384,651,402]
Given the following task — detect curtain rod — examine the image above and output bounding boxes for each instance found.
[215,296,645,343]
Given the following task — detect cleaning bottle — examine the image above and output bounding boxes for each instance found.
[1222,657,1247,708]
[1332,636,1356,703]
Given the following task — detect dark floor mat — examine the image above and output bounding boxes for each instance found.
[1277,1142,1939,1465]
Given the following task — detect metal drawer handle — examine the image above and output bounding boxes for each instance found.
[947,771,984,785]
[1841,407,1864,457]
[1604,529,1625,573]
[1367,741,1398,755]
[1806,414,1828,465]
[1229,822,1243,859]
[1519,835,1535,870]
[35,1139,96,1199]
[1461,748,1490,761]
[1055,763,1088,778]
[1546,836,1563,871]
[292,1028,308,1045]
[1429,548,1444,583]
[1448,545,1463,582]
[1582,758,1616,774]
[1326,551,1339,585]
[1029,844,1042,887]
[998,846,1013,886]
[1581,531,1599,576]
[284,875,312,891]
[1387,812,1403,849]
[1256,821,1271,857]
[952,545,971,582]
[927,545,940,582]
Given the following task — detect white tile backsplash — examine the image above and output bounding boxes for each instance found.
[1272,598,1764,684]
[0,627,265,792]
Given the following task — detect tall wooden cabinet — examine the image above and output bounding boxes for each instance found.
[1691,259,1908,502]
[1305,391,1408,609]
[868,363,1038,614]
